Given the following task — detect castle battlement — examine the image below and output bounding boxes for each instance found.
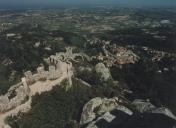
[24,59,68,86]
[0,47,78,118]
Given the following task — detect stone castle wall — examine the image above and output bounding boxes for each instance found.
[0,64,62,113]
[0,53,72,113]
[25,56,67,85]
[0,82,30,113]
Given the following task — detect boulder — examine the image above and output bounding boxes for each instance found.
[95,63,111,81]
[132,99,156,113]
[115,105,133,115]
[80,97,102,125]
[97,97,119,115]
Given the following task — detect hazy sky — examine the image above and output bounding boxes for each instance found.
[0,0,176,8]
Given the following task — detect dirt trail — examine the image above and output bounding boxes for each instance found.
[0,70,70,128]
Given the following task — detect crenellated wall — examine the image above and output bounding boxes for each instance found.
[24,58,68,86]
[0,48,75,128]
[0,54,71,113]
[0,82,30,113]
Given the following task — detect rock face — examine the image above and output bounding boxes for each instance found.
[131,99,156,113]
[80,98,176,128]
[132,99,176,120]
[95,63,111,81]
[80,97,103,125]
[80,97,122,125]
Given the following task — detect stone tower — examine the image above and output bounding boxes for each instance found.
[48,66,57,80]
[24,71,35,85]
[37,66,47,81]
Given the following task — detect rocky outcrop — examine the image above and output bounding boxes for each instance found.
[131,99,156,113]
[80,97,122,125]
[95,63,111,81]
[80,98,176,128]
[132,99,176,120]
[80,97,103,125]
